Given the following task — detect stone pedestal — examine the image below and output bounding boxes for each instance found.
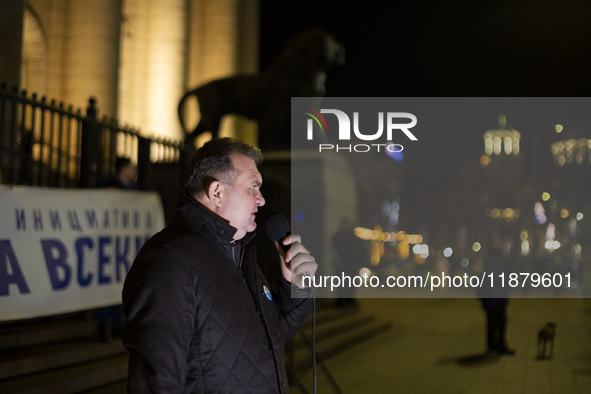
[288,151,358,278]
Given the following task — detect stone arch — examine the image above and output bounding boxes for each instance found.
[21,6,47,95]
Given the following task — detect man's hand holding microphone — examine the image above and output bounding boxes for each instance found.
[265,213,317,289]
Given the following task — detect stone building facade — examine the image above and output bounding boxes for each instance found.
[0,0,259,143]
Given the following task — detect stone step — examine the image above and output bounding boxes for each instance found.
[0,304,343,351]
[294,313,377,349]
[302,304,361,329]
[292,319,393,374]
[0,318,96,351]
[0,339,127,380]
[0,354,128,394]
[79,380,127,394]
[0,304,378,393]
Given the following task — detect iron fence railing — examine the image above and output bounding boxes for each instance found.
[0,83,183,221]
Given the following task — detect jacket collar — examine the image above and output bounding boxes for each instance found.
[176,192,256,247]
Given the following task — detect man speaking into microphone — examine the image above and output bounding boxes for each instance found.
[122,138,317,393]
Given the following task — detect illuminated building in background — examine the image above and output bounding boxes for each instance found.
[478,113,589,282]
[479,115,531,263]
[481,116,590,275]
[344,132,406,270]
[481,115,523,209]
[549,128,591,273]
[354,226,423,264]
[486,207,520,223]
[3,0,259,144]
[354,227,423,244]
[551,138,591,167]
[483,130,520,156]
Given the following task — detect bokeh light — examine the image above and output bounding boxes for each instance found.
[560,209,569,218]
[480,155,490,167]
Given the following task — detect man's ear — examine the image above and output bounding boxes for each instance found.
[206,180,225,208]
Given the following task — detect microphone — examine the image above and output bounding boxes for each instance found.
[264,212,291,254]
[265,212,313,287]
[265,215,317,393]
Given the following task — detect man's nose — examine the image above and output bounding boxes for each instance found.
[257,191,265,207]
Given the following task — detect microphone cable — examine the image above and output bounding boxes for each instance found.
[311,286,316,394]
[263,213,317,392]
[296,277,316,393]
[296,279,317,393]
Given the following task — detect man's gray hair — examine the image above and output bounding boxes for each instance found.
[184,138,263,198]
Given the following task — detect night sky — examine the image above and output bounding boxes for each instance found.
[261,1,591,97]
[260,0,591,235]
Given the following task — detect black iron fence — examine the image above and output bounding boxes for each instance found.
[0,83,183,221]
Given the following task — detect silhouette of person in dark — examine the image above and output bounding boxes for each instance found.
[480,243,515,355]
[99,157,138,190]
[332,217,363,308]
[96,157,138,342]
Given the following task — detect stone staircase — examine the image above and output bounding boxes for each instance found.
[0,314,127,394]
[288,302,392,386]
[0,303,391,393]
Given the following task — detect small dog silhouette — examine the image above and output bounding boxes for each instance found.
[538,322,556,359]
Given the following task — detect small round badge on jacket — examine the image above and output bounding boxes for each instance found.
[263,285,272,300]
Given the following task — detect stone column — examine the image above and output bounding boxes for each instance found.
[187,0,205,89]
[118,0,186,141]
[145,0,186,141]
[0,0,25,88]
[234,0,259,144]
[45,0,67,102]
[63,0,121,117]
[237,0,258,74]
[181,0,260,144]
[117,0,149,130]
[187,0,257,86]
[201,0,238,81]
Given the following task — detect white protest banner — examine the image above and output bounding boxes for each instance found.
[0,185,165,321]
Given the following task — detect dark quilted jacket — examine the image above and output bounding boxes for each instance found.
[122,194,312,393]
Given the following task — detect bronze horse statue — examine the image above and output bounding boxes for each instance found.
[178,28,344,151]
